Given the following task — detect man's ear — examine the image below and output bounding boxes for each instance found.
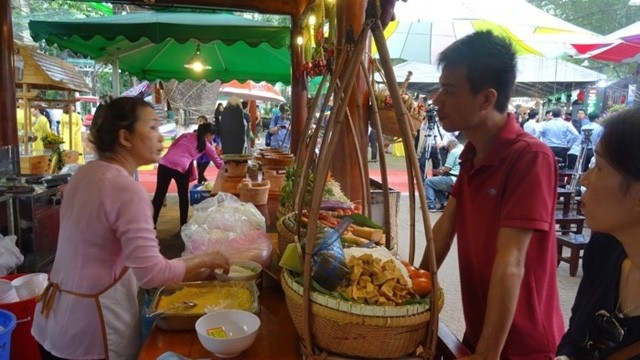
[118,128,133,149]
[479,89,498,111]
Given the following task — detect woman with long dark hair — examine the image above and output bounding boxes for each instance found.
[152,122,223,226]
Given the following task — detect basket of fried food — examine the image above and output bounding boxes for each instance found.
[280,245,443,359]
[374,88,423,138]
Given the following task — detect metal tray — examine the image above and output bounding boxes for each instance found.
[149,280,259,331]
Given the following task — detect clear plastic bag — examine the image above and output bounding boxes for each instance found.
[310,219,352,291]
[181,192,272,266]
[0,235,24,276]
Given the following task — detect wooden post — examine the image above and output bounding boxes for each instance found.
[290,16,308,155]
[0,0,20,174]
[331,0,369,203]
[0,0,17,147]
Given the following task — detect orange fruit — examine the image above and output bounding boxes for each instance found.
[410,269,431,280]
[412,277,432,297]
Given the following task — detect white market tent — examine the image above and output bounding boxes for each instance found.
[389,0,601,61]
[378,56,606,97]
[373,0,606,97]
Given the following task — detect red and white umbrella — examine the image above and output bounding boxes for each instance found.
[572,21,640,63]
[219,80,285,103]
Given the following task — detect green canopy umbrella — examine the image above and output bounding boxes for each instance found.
[29,11,292,85]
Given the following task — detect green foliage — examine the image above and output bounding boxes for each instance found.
[528,0,640,35]
[11,0,108,41]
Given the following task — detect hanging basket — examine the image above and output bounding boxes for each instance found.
[43,143,61,150]
[378,107,422,138]
[282,270,443,359]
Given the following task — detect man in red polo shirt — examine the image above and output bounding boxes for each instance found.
[419,31,564,358]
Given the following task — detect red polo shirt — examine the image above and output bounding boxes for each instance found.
[451,114,564,358]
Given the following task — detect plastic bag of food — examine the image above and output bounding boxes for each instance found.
[181,192,272,266]
[310,218,352,291]
[0,235,23,276]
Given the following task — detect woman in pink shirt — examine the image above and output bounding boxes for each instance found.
[152,122,223,226]
[32,97,229,360]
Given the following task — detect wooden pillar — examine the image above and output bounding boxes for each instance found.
[0,0,20,175]
[331,0,369,202]
[290,16,308,155]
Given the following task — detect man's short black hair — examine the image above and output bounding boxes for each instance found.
[437,30,516,113]
[588,111,600,122]
[551,107,563,118]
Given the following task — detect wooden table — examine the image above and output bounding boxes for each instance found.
[557,234,588,277]
[555,211,585,235]
[556,187,573,215]
[138,278,301,360]
[558,169,574,186]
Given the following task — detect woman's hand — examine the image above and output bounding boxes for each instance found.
[181,251,230,282]
[206,251,230,274]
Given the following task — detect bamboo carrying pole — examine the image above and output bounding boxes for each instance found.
[289,0,439,358]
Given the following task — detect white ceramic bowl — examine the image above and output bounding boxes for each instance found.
[11,273,48,300]
[0,281,19,304]
[195,310,261,358]
[214,260,262,282]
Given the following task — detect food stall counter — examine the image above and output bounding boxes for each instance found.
[138,280,300,360]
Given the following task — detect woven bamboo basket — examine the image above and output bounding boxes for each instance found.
[276,212,306,256]
[276,204,292,222]
[282,270,442,359]
[379,107,422,138]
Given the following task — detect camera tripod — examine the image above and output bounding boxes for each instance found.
[567,129,593,208]
[421,121,441,180]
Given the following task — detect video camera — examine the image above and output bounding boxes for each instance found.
[426,104,437,129]
[581,129,593,146]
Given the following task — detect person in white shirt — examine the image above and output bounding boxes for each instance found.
[523,109,541,136]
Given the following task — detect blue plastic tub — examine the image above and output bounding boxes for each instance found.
[0,309,17,360]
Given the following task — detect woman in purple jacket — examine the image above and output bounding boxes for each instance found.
[152,122,223,226]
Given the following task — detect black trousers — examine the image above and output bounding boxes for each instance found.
[549,146,569,169]
[567,148,594,172]
[196,161,209,184]
[152,163,191,226]
[369,129,378,160]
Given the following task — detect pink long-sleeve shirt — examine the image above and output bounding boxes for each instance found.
[32,160,186,358]
[159,132,223,172]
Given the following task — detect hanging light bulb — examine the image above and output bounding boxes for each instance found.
[309,14,317,26]
[184,43,211,72]
[296,36,304,45]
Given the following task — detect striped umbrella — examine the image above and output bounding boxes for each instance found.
[373,0,600,63]
[572,21,640,63]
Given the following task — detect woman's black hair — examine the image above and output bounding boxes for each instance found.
[599,106,640,187]
[196,122,215,153]
[90,96,153,157]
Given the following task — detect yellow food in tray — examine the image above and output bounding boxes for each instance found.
[157,283,254,314]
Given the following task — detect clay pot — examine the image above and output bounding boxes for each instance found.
[221,154,253,178]
[237,179,270,205]
[224,161,248,178]
[263,168,286,193]
[261,153,295,168]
